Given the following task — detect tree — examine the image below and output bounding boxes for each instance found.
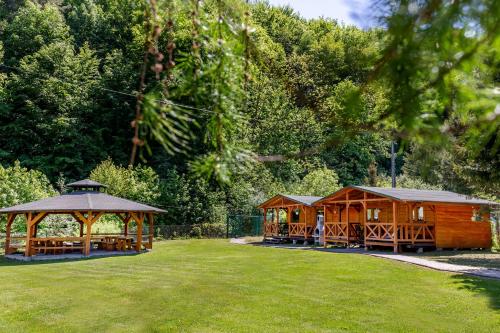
[3,1,70,65]
[0,161,57,232]
[376,173,442,191]
[369,0,500,188]
[0,41,102,179]
[292,167,341,197]
[89,159,160,204]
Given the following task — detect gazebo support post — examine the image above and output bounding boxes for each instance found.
[131,212,144,252]
[75,211,103,256]
[4,213,15,254]
[116,213,131,237]
[84,211,94,256]
[24,212,47,257]
[24,212,32,257]
[78,221,84,237]
[147,212,154,249]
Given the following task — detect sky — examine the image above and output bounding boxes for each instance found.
[266,0,375,28]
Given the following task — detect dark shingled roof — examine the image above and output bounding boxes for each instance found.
[0,191,166,213]
[258,194,323,207]
[67,179,107,188]
[282,195,323,206]
[317,185,498,206]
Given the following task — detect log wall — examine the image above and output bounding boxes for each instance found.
[435,205,492,248]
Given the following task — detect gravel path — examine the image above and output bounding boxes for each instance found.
[230,238,500,280]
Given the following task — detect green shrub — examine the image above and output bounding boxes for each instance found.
[0,161,57,232]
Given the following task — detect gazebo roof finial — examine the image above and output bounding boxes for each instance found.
[66,179,107,191]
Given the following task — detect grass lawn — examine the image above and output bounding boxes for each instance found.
[407,250,500,270]
[1,240,499,332]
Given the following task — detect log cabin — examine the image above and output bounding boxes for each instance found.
[314,186,498,252]
[258,194,321,242]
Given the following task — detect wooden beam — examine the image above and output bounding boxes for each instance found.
[84,211,93,256]
[148,212,154,249]
[317,198,391,205]
[74,211,87,224]
[323,205,327,248]
[131,212,145,251]
[29,212,47,226]
[4,213,16,254]
[346,192,350,247]
[24,212,32,257]
[392,201,398,253]
[363,192,367,250]
[304,207,308,238]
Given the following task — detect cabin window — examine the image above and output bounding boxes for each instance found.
[367,208,381,221]
[291,208,300,223]
[471,209,483,222]
[412,207,425,221]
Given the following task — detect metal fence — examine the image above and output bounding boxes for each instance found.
[226,215,263,238]
[0,215,265,243]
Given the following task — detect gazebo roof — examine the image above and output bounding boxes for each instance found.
[0,189,166,214]
[67,179,107,188]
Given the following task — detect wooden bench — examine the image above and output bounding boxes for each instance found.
[6,246,19,255]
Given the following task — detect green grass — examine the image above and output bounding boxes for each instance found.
[1,240,499,332]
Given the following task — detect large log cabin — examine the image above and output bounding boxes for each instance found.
[258,195,321,242]
[259,186,497,252]
[314,186,497,252]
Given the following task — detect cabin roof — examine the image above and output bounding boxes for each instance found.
[315,185,498,206]
[0,191,166,213]
[258,194,323,208]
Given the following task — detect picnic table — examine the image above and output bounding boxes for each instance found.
[30,237,85,255]
[95,236,134,251]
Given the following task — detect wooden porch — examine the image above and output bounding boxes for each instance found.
[315,187,437,252]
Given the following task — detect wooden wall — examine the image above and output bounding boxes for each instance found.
[435,205,492,249]
[304,206,317,227]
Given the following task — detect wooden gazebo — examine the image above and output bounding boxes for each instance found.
[314,186,497,252]
[1,179,165,258]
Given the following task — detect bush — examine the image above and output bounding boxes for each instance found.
[0,161,57,232]
[292,167,342,196]
[90,158,160,204]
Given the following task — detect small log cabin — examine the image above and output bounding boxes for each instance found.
[258,195,321,242]
[314,186,497,252]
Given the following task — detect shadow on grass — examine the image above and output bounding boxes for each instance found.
[0,252,142,267]
[452,274,500,310]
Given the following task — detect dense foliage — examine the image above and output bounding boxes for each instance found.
[0,0,497,230]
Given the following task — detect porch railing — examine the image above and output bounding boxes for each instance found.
[263,222,289,237]
[264,222,278,236]
[324,222,348,241]
[289,223,306,237]
[365,222,435,243]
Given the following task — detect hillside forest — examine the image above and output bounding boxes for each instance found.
[0,0,498,232]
